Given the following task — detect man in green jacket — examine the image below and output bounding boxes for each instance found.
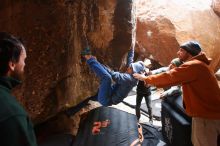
[0,32,38,146]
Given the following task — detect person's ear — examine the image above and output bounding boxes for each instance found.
[8,61,16,71]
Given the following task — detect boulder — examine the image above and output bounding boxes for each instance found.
[0,0,133,123]
[135,0,220,70]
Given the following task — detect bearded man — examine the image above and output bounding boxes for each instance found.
[0,32,38,146]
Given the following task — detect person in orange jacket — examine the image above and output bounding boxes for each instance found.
[133,41,220,146]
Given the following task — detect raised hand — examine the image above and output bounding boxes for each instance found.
[133,73,147,81]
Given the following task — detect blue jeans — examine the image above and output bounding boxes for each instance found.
[86,58,112,106]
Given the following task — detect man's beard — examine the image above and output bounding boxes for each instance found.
[11,69,24,81]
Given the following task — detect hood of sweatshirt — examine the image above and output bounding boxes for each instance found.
[189,52,211,65]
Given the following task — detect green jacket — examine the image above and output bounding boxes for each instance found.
[0,77,37,146]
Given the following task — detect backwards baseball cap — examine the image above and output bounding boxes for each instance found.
[180,41,202,56]
[131,61,145,73]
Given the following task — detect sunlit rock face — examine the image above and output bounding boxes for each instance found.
[135,0,220,70]
[212,0,220,16]
[0,0,132,123]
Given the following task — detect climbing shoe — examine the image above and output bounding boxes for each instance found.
[80,47,92,62]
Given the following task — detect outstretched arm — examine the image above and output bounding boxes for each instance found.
[134,63,197,88]
[133,73,147,81]
[160,86,182,99]
[126,47,134,67]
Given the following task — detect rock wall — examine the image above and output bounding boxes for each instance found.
[0,0,133,123]
[1,0,219,129]
[135,0,220,71]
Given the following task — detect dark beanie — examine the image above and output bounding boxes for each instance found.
[180,41,202,56]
